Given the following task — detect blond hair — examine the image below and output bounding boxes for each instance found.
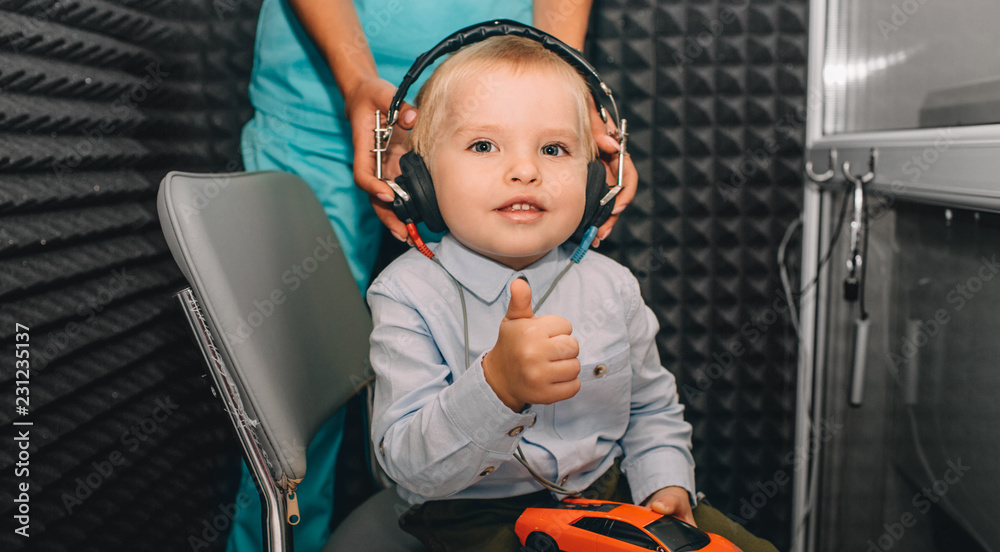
[407,35,598,162]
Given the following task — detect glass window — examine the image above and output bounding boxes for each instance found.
[572,517,609,535]
[606,520,660,550]
[643,516,712,552]
[823,0,1000,134]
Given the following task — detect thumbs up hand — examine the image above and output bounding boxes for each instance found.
[483,278,581,412]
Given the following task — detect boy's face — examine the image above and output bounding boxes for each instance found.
[427,66,589,270]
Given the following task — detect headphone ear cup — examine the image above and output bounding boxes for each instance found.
[396,151,447,233]
[576,160,613,236]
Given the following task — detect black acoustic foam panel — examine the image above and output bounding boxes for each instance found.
[590,1,805,548]
[0,0,259,549]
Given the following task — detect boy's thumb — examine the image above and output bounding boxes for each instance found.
[505,278,534,320]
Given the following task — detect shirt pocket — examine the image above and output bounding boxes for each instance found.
[553,347,631,441]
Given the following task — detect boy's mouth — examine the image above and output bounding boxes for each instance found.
[497,202,543,212]
[496,198,545,222]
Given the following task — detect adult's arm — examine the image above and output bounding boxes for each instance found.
[287,0,415,241]
[533,0,593,50]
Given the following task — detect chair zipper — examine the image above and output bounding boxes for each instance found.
[280,476,303,525]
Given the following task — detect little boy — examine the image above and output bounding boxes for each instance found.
[368,35,775,552]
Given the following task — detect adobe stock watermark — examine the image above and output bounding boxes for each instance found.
[52,63,169,178]
[212,0,245,20]
[715,87,821,202]
[681,287,796,403]
[174,163,246,222]
[886,254,998,372]
[726,417,843,526]
[224,234,342,344]
[672,0,751,66]
[852,129,956,227]
[878,0,933,41]
[323,0,406,59]
[7,1,63,54]
[60,397,181,513]
[188,490,255,550]
[866,458,971,552]
[33,268,137,366]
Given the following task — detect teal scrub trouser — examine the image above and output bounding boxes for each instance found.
[224,111,383,551]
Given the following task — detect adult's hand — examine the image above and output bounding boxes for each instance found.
[287,0,418,241]
[589,105,637,247]
[342,76,417,242]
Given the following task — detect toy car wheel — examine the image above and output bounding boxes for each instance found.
[524,531,559,552]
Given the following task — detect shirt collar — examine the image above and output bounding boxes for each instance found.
[433,234,569,305]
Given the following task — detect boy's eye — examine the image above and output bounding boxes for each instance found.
[470,141,496,153]
[541,144,568,156]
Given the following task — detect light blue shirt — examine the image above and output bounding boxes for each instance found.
[368,235,696,505]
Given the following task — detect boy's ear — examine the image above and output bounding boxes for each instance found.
[393,152,448,234]
[573,160,612,240]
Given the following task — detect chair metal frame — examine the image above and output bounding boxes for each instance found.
[177,287,294,551]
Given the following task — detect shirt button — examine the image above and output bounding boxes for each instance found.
[480,466,495,476]
[593,365,607,377]
[528,414,537,428]
[508,426,525,437]
[560,476,569,485]
[379,439,386,457]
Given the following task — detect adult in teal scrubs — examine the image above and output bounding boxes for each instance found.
[227,1,637,550]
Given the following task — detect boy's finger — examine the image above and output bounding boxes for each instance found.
[505,278,535,320]
[651,497,696,526]
[547,334,579,361]
[546,375,582,402]
[547,358,581,382]
[535,314,573,337]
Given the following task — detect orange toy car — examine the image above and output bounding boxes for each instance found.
[516,498,742,552]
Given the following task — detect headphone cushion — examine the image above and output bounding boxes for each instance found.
[576,160,613,236]
[397,151,447,233]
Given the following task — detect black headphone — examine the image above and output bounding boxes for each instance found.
[379,19,627,238]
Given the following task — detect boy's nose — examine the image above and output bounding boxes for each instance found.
[506,155,540,185]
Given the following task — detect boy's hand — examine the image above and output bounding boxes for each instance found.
[645,486,696,526]
[483,279,581,412]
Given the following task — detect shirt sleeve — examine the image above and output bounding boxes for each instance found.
[616,268,697,506]
[367,278,535,499]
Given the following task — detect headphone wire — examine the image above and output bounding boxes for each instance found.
[422,226,599,495]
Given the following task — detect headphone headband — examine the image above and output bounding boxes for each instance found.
[383,19,629,245]
[386,19,620,130]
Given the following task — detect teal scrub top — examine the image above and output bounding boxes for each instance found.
[248,0,534,133]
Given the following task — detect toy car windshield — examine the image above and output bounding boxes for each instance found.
[643,516,712,552]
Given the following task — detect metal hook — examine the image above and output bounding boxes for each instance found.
[841,148,877,303]
[805,149,838,183]
[841,148,878,186]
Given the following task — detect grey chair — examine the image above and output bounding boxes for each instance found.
[157,171,421,552]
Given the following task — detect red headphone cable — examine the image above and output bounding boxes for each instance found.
[406,223,435,259]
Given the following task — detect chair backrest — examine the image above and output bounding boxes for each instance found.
[157,170,372,487]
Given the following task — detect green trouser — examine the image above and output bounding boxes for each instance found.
[400,462,779,552]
